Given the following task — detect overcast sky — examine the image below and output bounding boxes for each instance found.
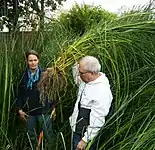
[62,0,150,12]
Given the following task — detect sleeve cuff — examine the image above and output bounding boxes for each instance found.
[82,136,90,143]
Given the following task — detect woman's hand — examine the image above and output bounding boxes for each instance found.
[51,108,56,120]
[18,109,28,121]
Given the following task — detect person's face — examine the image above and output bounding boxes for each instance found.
[78,62,92,83]
[27,54,39,71]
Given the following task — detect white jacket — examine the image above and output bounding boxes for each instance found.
[69,64,113,143]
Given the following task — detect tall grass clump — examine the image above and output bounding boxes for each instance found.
[39,2,155,150]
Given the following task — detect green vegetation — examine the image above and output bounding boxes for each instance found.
[0,3,155,150]
[0,0,66,31]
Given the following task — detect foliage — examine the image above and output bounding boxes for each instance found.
[57,3,117,36]
[0,0,66,31]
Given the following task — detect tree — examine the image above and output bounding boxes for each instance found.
[0,0,22,31]
[58,4,117,36]
[0,0,66,32]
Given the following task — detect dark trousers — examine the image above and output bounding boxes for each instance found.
[27,114,54,150]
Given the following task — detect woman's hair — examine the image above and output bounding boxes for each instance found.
[79,56,101,73]
[25,50,40,59]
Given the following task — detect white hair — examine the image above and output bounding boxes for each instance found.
[79,56,101,73]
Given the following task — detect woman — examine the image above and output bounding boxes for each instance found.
[16,50,55,149]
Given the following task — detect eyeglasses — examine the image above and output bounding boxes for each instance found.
[79,71,90,75]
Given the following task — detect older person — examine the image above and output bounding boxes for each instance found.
[70,56,113,150]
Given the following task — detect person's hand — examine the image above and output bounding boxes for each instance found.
[18,109,28,121]
[76,139,87,150]
[51,108,56,120]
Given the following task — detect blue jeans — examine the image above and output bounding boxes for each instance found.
[73,132,81,150]
[27,114,54,149]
